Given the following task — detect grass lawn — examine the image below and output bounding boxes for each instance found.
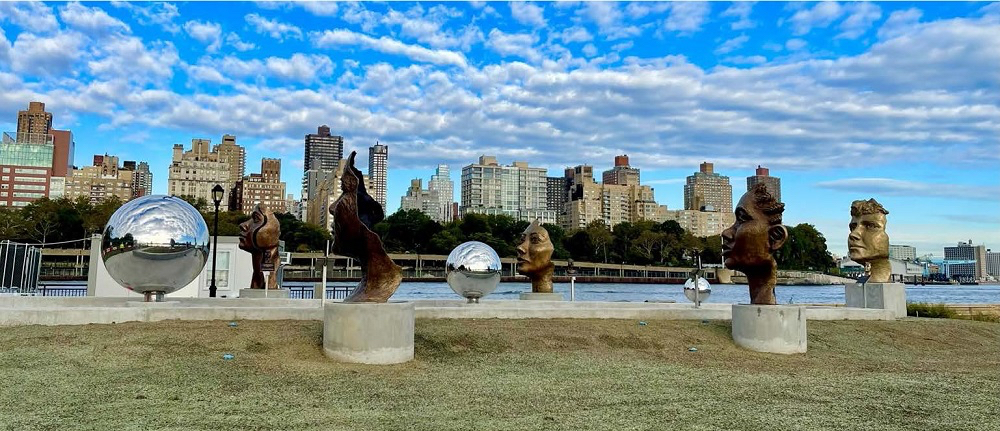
[1,318,999,431]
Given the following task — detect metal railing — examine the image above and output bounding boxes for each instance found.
[287,285,354,300]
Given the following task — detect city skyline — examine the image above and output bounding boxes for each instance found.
[0,1,997,256]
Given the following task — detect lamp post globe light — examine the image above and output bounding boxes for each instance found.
[210,184,224,298]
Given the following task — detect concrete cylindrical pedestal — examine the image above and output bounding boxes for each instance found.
[323,302,414,364]
[844,282,906,318]
[731,304,807,354]
[239,288,290,299]
[519,292,564,301]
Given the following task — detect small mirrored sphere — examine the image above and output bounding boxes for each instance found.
[446,241,502,302]
[683,277,712,304]
[101,195,210,296]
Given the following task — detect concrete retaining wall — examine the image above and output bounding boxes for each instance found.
[0,297,897,327]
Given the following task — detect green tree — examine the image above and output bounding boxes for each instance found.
[0,207,25,240]
[585,220,612,263]
[634,230,666,263]
[564,230,594,261]
[542,223,570,259]
[775,223,835,271]
[374,209,443,254]
[178,195,209,212]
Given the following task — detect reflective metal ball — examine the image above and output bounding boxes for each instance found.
[683,277,712,305]
[445,241,502,303]
[101,195,210,301]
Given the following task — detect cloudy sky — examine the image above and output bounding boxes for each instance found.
[1,1,998,257]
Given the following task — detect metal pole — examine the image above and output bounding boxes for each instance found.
[209,201,220,298]
[695,254,701,308]
[570,276,576,301]
[321,239,329,304]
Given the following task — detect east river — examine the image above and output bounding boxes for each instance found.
[294,282,1000,304]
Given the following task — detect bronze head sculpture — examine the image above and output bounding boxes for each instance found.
[330,151,402,302]
[848,199,890,283]
[238,204,281,289]
[721,183,788,305]
[516,219,555,293]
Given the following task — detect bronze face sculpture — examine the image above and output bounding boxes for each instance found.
[516,219,555,293]
[848,199,890,283]
[238,204,281,289]
[721,183,788,305]
[330,151,402,302]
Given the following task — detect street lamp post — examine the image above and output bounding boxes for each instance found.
[209,184,224,298]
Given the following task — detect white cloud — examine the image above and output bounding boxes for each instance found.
[722,55,767,65]
[663,2,711,33]
[59,2,130,36]
[265,53,335,83]
[509,2,546,28]
[582,43,597,57]
[10,32,85,76]
[0,27,10,64]
[87,37,179,84]
[184,20,222,52]
[789,1,844,35]
[486,29,542,63]
[715,35,749,55]
[0,2,59,33]
[816,178,1000,200]
[300,1,339,17]
[312,29,468,67]
[340,2,382,32]
[381,5,482,51]
[245,13,303,41]
[112,1,180,33]
[838,2,882,39]
[877,8,922,40]
[578,2,641,40]
[785,38,807,51]
[556,26,593,44]
[226,32,256,52]
[625,2,670,20]
[721,2,756,30]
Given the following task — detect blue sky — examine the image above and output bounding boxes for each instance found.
[1,1,998,257]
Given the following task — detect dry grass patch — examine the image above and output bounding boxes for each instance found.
[1,318,998,431]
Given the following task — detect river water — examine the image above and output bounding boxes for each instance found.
[289,281,1000,304]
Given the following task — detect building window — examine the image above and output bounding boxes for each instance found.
[205,251,230,289]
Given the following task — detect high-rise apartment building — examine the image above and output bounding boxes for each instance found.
[241,158,286,214]
[944,241,987,281]
[65,155,134,203]
[215,134,246,185]
[368,143,388,211]
[684,162,732,212]
[888,244,917,261]
[49,129,74,178]
[2,102,77,207]
[602,155,640,186]
[16,102,52,143]
[400,179,438,218]
[303,125,343,172]
[986,250,1000,278]
[746,165,781,203]
[562,163,670,231]
[132,162,153,198]
[0,131,54,207]
[546,176,568,213]
[428,164,454,223]
[461,156,555,223]
[168,138,230,205]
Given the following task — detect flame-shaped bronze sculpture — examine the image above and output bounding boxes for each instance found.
[329,151,402,302]
[238,204,281,290]
[721,183,788,305]
[516,219,555,293]
[848,199,890,283]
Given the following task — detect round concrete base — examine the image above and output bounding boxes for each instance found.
[239,288,290,299]
[731,304,807,354]
[323,302,414,364]
[519,292,564,301]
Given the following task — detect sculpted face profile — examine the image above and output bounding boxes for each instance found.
[721,183,788,305]
[848,199,890,283]
[516,219,555,293]
[238,204,281,290]
[330,151,402,302]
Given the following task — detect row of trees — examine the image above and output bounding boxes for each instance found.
[1,198,835,271]
[371,209,836,271]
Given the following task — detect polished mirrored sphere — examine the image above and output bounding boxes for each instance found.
[101,195,210,300]
[446,241,502,303]
[683,277,712,304]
